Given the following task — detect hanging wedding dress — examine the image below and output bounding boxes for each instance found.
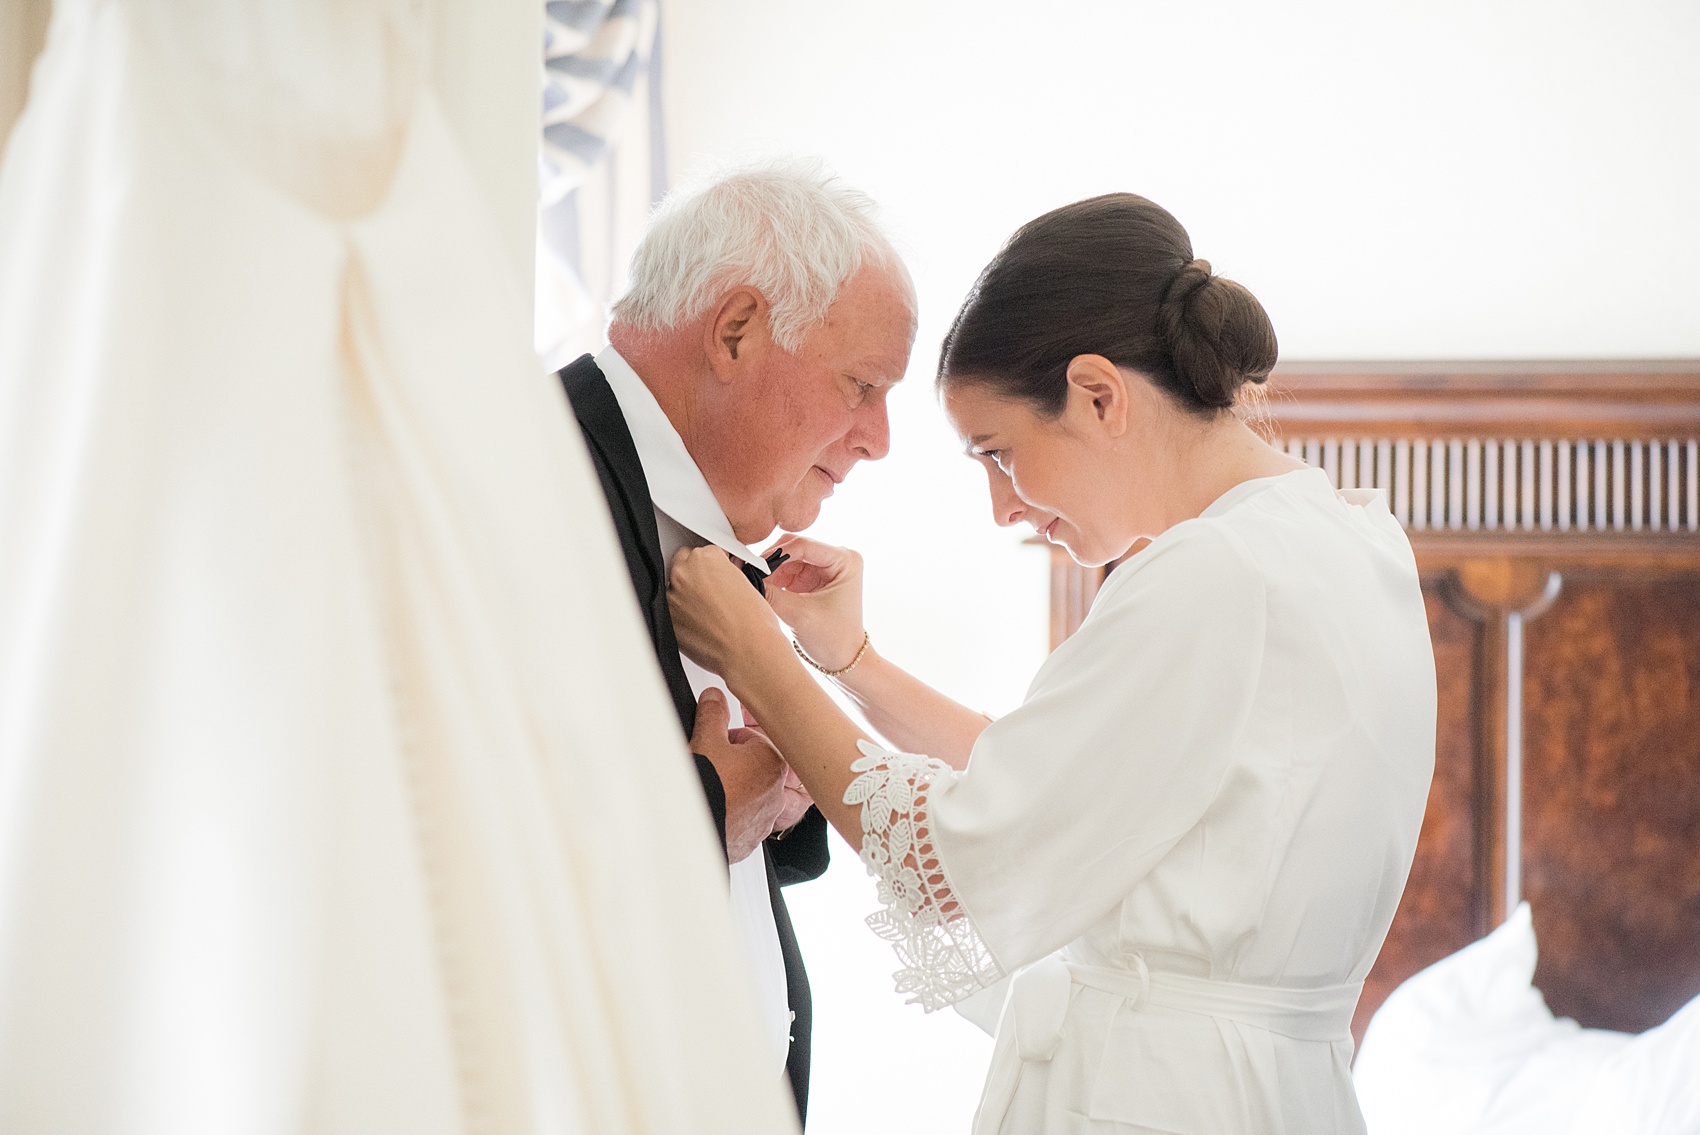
[0,2,795,1133]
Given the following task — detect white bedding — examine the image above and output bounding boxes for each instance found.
[1354,903,1700,1135]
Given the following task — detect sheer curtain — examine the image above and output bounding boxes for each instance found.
[0,2,793,1132]
[535,0,667,370]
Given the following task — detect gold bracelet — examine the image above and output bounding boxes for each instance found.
[793,630,870,677]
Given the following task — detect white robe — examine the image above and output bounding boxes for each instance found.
[848,468,1436,1134]
[0,2,796,1132]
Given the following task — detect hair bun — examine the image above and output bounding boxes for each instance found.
[1157,257,1277,409]
[937,193,1278,419]
[1161,259,1214,311]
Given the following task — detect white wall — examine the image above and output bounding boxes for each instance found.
[667,0,1700,360]
[661,3,1700,1131]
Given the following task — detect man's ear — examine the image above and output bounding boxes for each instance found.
[704,287,766,383]
[1064,354,1132,437]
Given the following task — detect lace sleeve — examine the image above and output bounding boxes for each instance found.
[844,740,1003,1011]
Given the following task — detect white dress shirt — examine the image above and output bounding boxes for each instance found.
[597,345,794,1077]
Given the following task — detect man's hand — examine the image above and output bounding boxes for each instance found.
[741,706,813,835]
[772,764,816,834]
[691,687,786,864]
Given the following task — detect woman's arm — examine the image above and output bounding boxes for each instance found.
[667,545,876,848]
[814,647,987,770]
[760,535,989,769]
[669,544,1004,1009]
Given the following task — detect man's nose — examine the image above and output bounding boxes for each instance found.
[848,397,891,461]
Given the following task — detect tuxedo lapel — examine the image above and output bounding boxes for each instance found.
[559,355,698,735]
[558,352,821,1126]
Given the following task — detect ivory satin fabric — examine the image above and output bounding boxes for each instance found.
[857,469,1436,1134]
[0,3,795,1133]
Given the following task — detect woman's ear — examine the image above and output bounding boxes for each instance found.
[1064,354,1132,437]
[704,286,767,382]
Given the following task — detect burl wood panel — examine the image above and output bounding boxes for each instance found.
[1352,583,1484,1043]
[1521,580,1700,1033]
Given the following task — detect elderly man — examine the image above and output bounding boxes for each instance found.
[557,162,915,1124]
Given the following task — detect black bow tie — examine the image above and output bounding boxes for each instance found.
[738,547,791,596]
[739,559,766,595]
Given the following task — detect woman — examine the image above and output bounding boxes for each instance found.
[668,194,1437,1134]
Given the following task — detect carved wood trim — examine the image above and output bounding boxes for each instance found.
[1411,532,1700,576]
[1257,360,1700,438]
[1438,567,1563,926]
[1049,364,1700,648]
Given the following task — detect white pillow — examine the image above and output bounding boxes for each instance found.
[1354,903,1700,1135]
[1565,990,1700,1135]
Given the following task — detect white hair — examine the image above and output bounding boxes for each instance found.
[609,158,910,352]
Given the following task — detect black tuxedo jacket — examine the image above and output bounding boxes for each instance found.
[559,354,830,1125]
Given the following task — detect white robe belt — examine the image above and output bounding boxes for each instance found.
[976,956,1363,1134]
[1013,953,1361,1064]
[1077,962,1360,1041]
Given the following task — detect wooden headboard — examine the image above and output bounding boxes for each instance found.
[1043,361,1700,1042]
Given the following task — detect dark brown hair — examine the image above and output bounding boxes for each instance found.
[937,193,1277,415]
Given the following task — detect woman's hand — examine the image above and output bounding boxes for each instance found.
[762,535,866,672]
[668,546,791,684]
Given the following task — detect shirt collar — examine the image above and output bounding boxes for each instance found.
[596,345,769,575]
